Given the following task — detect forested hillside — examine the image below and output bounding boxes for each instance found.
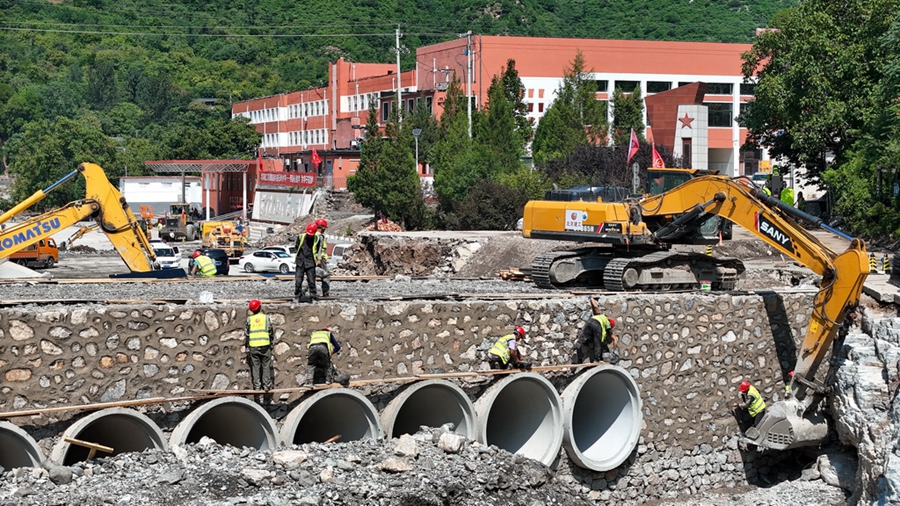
[0,0,794,208]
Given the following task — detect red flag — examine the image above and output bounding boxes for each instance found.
[652,143,665,168]
[626,128,640,166]
[257,149,263,172]
[311,149,322,168]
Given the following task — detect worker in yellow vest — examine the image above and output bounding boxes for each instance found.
[245,299,275,404]
[573,296,619,364]
[488,326,531,370]
[190,250,216,277]
[734,380,767,426]
[307,328,349,386]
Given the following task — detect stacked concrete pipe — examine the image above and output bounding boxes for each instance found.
[280,388,382,445]
[0,421,44,469]
[170,396,279,450]
[49,408,168,466]
[380,379,477,439]
[561,365,643,471]
[474,372,564,466]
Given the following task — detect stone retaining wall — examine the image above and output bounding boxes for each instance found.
[0,290,817,503]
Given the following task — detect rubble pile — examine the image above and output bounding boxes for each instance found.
[1,429,594,506]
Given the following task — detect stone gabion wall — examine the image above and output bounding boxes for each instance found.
[0,290,815,503]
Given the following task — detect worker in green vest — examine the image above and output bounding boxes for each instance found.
[245,299,275,404]
[190,250,216,277]
[573,296,619,364]
[734,380,767,426]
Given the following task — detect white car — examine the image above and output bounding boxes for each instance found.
[149,241,182,270]
[261,245,297,262]
[328,243,352,270]
[239,250,295,274]
[750,172,770,189]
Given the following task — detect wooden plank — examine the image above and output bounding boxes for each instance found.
[0,396,167,418]
[64,437,114,460]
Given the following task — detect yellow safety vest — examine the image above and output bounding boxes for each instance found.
[489,334,515,364]
[314,231,328,262]
[747,385,766,416]
[309,330,333,354]
[195,255,216,277]
[247,314,271,347]
[591,315,611,343]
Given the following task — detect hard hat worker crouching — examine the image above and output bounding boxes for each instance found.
[573,296,619,364]
[307,327,350,386]
[733,380,767,427]
[487,326,532,370]
[190,250,216,277]
[245,299,275,405]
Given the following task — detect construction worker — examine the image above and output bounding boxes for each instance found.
[734,380,767,426]
[245,299,275,404]
[488,326,531,370]
[573,296,618,364]
[294,223,319,302]
[307,327,349,386]
[785,370,795,396]
[156,221,163,240]
[314,218,331,297]
[190,250,216,277]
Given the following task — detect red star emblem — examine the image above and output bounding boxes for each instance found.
[679,113,694,128]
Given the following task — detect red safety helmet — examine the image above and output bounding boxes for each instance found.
[305,222,318,235]
[249,299,261,313]
[788,370,795,378]
[514,326,525,338]
[323,327,331,332]
[316,218,328,229]
[738,381,750,393]
[192,250,201,259]
[608,318,616,328]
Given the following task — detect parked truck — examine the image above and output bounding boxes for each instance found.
[9,238,58,268]
[160,203,199,241]
[201,221,244,259]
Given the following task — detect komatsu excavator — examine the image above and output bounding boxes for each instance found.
[524,175,869,449]
[0,162,184,278]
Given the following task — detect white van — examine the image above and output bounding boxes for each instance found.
[328,244,351,270]
[150,240,182,270]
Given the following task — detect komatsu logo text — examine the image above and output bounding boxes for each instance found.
[755,213,795,254]
[0,218,62,251]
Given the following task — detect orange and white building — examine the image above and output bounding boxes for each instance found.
[233,35,764,192]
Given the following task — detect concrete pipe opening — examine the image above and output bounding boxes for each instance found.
[381,379,477,439]
[281,388,382,445]
[562,365,642,471]
[0,421,44,469]
[474,372,563,466]
[170,396,278,450]
[49,408,167,466]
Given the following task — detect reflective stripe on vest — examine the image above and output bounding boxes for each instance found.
[489,334,514,364]
[314,232,328,262]
[591,314,610,343]
[747,385,766,416]
[247,314,270,347]
[309,330,333,354]
[196,255,216,277]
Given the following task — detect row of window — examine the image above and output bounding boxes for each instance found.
[347,93,379,112]
[523,81,756,99]
[380,96,434,121]
[289,129,328,147]
[288,100,329,119]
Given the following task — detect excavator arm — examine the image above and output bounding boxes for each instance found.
[0,163,184,278]
[634,175,868,449]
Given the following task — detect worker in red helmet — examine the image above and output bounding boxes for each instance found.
[245,299,275,404]
[313,218,331,297]
[190,249,216,277]
[734,380,767,426]
[293,222,321,302]
[785,370,795,396]
[488,326,531,370]
[307,327,349,386]
[573,296,619,365]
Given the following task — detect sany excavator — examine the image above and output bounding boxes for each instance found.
[0,162,185,278]
[523,175,869,449]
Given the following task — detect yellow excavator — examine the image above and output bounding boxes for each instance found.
[0,162,184,278]
[524,175,869,449]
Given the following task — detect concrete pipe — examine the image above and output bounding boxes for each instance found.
[169,396,278,450]
[380,379,477,440]
[281,388,382,445]
[474,372,564,466]
[50,408,168,466]
[561,365,642,471]
[0,421,44,469]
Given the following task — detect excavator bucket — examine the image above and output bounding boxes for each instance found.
[738,399,828,450]
[109,269,187,279]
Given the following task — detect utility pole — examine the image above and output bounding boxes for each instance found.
[396,25,403,123]
[466,30,472,138]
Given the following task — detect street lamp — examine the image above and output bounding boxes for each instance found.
[412,128,422,174]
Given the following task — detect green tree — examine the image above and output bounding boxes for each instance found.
[532,50,607,164]
[499,59,533,146]
[86,59,118,112]
[433,75,475,205]
[611,85,645,146]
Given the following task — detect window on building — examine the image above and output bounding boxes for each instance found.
[614,81,641,93]
[683,142,692,167]
[706,83,733,95]
[407,98,414,112]
[740,83,757,96]
[706,102,733,127]
[527,89,534,98]
[594,80,609,92]
[382,102,390,122]
[538,89,544,99]
[647,81,672,93]
[426,96,433,113]
[527,103,534,113]
[678,82,693,88]
[538,103,544,113]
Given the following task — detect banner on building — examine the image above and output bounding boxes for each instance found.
[258,172,317,187]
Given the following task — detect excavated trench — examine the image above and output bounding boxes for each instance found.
[3,370,641,472]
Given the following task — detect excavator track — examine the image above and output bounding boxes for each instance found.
[603,251,744,291]
[531,250,584,289]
